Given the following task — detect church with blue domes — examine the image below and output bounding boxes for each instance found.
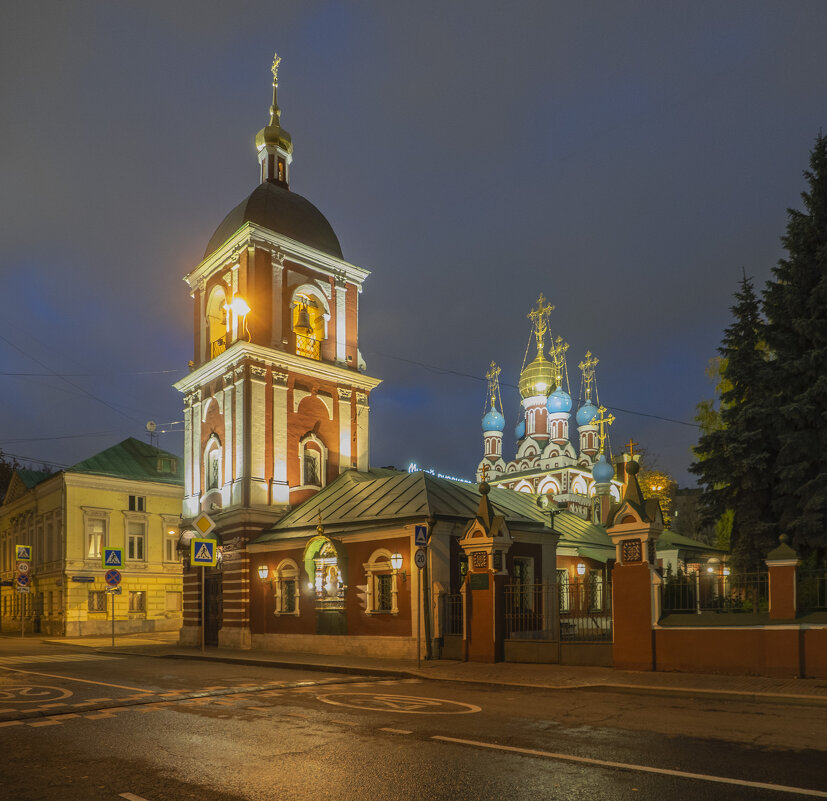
[477,295,623,522]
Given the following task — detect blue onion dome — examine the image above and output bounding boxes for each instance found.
[592,454,614,483]
[576,399,598,426]
[515,419,526,439]
[546,386,572,414]
[518,351,555,399]
[482,406,505,432]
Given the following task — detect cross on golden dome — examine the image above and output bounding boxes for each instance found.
[593,405,616,455]
[626,439,639,458]
[485,361,502,409]
[527,294,554,351]
[550,335,569,382]
[578,350,599,400]
[271,53,282,82]
[480,463,490,483]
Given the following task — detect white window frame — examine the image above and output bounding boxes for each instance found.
[364,548,400,615]
[273,559,301,616]
[125,516,147,561]
[82,509,109,561]
[163,520,180,563]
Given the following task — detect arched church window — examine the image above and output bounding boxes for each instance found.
[206,287,228,359]
[363,549,401,614]
[273,559,300,616]
[204,436,222,493]
[292,292,326,360]
[299,433,327,489]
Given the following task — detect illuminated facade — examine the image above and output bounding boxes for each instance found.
[477,295,622,521]
[174,55,380,647]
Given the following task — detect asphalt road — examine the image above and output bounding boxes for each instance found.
[1,638,825,801]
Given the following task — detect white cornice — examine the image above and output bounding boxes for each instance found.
[174,340,382,394]
[184,223,371,290]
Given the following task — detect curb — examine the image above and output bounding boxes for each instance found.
[103,649,827,708]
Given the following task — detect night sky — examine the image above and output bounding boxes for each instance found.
[2,1,826,486]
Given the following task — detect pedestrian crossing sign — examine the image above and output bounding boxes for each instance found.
[191,538,217,566]
[16,545,31,561]
[102,547,124,569]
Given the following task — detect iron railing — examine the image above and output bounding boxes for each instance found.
[661,570,768,614]
[798,569,827,613]
[442,593,464,635]
[504,579,612,642]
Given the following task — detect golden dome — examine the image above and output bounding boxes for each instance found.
[518,350,555,399]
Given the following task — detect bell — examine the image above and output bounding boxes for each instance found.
[295,304,313,337]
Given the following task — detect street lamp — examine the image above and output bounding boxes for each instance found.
[390,552,406,581]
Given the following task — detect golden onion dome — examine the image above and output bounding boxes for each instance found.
[518,350,556,399]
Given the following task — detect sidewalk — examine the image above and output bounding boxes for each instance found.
[43,631,827,707]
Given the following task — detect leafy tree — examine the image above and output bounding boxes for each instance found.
[637,468,677,527]
[763,133,827,561]
[0,449,22,502]
[690,273,777,568]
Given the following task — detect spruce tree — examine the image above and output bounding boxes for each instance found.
[691,273,776,567]
[763,133,827,560]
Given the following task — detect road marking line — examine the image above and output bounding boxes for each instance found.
[0,666,148,693]
[50,714,80,720]
[119,794,152,801]
[432,736,827,798]
[0,721,22,728]
[381,727,412,735]
[84,713,115,719]
[27,719,61,727]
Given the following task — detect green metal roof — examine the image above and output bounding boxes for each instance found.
[68,438,183,486]
[16,469,54,490]
[656,529,726,554]
[253,469,553,543]
[252,468,616,547]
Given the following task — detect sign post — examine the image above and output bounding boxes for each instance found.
[414,525,429,669]
[191,535,218,653]
[105,569,122,648]
[16,545,31,638]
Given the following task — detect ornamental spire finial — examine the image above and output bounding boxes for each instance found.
[578,350,599,401]
[485,361,502,412]
[269,51,282,126]
[527,293,554,354]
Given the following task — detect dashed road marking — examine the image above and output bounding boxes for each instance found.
[317,693,481,715]
[432,736,827,798]
[0,720,22,728]
[119,794,152,801]
[27,719,61,727]
[380,727,412,735]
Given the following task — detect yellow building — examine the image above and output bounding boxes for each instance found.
[0,438,184,636]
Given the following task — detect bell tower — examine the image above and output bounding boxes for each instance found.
[174,54,381,648]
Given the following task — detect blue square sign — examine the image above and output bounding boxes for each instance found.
[191,538,217,566]
[414,525,429,547]
[102,548,123,569]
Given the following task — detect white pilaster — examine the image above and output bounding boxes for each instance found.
[183,395,198,517]
[271,371,289,503]
[355,391,369,471]
[250,364,267,505]
[271,250,284,349]
[197,279,207,364]
[191,389,203,511]
[335,276,347,364]
[222,371,234,507]
[337,388,352,473]
[232,366,245,505]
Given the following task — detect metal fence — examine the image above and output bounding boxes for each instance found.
[798,570,827,613]
[660,570,769,614]
[442,593,464,635]
[504,579,612,642]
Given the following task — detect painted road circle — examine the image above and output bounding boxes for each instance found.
[0,685,73,703]
[316,692,481,714]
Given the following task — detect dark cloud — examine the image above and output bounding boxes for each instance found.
[2,1,826,483]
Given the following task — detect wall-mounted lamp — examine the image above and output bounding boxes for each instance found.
[576,562,586,576]
[706,566,714,574]
[390,552,406,581]
[257,565,269,581]
[722,567,730,577]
